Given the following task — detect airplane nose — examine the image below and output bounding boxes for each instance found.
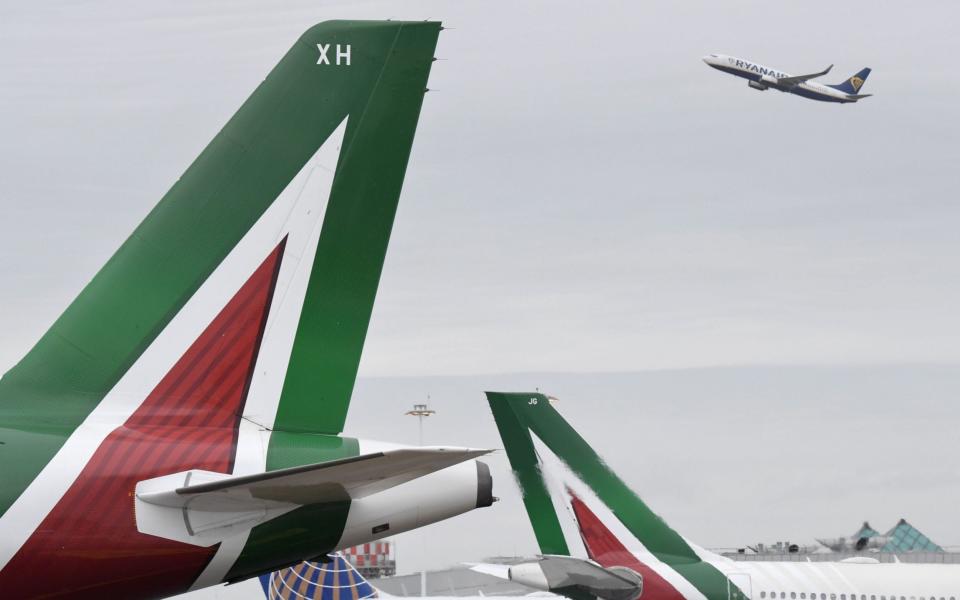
[702,55,712,65]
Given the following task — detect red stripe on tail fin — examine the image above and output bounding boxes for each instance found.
[0,241,286,599]
[568,490,686,600]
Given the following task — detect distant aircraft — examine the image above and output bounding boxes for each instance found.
[703,54,872,103]
[182,549,639,600]
[179,552,566,600]
[0,20,497,599]
[486,392,960,600]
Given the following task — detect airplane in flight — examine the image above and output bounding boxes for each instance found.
[486,392,960,600]
[0,20,497,599]
[702,54,872,103]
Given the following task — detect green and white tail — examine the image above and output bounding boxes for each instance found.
[486,392,747,600]
[0,20,439,513]
[0,21,445,597]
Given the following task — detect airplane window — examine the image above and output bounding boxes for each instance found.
[842,594,846,600]
[761,593,766,598]
[782,593,787,599]
[792,593,797,599]
[802,593,807,599]
[831,594,836,600]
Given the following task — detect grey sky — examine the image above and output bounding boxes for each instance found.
[1,0,959,574]
[2,1,960,375]
[347,367,960,571]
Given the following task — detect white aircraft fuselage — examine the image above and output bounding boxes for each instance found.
[702,54,868,103]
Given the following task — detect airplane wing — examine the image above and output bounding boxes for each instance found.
[776,64,833,86]
[135,447,490,546]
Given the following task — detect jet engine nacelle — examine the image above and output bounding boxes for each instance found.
[135,439,496,582]
[337,458,495,548]
[748,80,768,91]
[759,74,779,86]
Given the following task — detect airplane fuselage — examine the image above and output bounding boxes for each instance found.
[704,549,957,600]
[702,54,858,103]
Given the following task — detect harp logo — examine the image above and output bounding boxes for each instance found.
[317,43,351,66]
[850,76,864,92]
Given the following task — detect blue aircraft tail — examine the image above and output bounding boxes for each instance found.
[827,68,871,94]
[259,554,379,600]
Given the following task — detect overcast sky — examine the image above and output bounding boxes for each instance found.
[1,0,959,575]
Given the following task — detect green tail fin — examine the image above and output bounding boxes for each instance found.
[486,392,740,600]
[272,21,441,434]
[486,392,695,562]
[0,21,441,515]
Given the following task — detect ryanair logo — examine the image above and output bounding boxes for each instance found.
[850,76,864,92]
[732,59,787,79]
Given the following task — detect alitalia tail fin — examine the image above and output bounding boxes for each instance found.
[0,21,440,515]
[486,392,745,600]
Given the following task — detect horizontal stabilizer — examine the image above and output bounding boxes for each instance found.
[484,556,643,600]
[777,64,833,86]
[135,447,490,546]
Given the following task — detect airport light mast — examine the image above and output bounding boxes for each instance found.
[405,402,435,446]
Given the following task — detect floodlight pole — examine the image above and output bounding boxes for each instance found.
[405,402,436,446]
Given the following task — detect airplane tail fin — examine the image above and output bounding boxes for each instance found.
[259,553,379,599]
[0,20,440,513]
[486,392,748,600]
[827,67,871,94]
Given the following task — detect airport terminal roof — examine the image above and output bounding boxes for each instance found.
[853,521,880,540]
[882,519,943,553]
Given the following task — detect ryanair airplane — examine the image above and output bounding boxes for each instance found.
[703,54,872,103]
